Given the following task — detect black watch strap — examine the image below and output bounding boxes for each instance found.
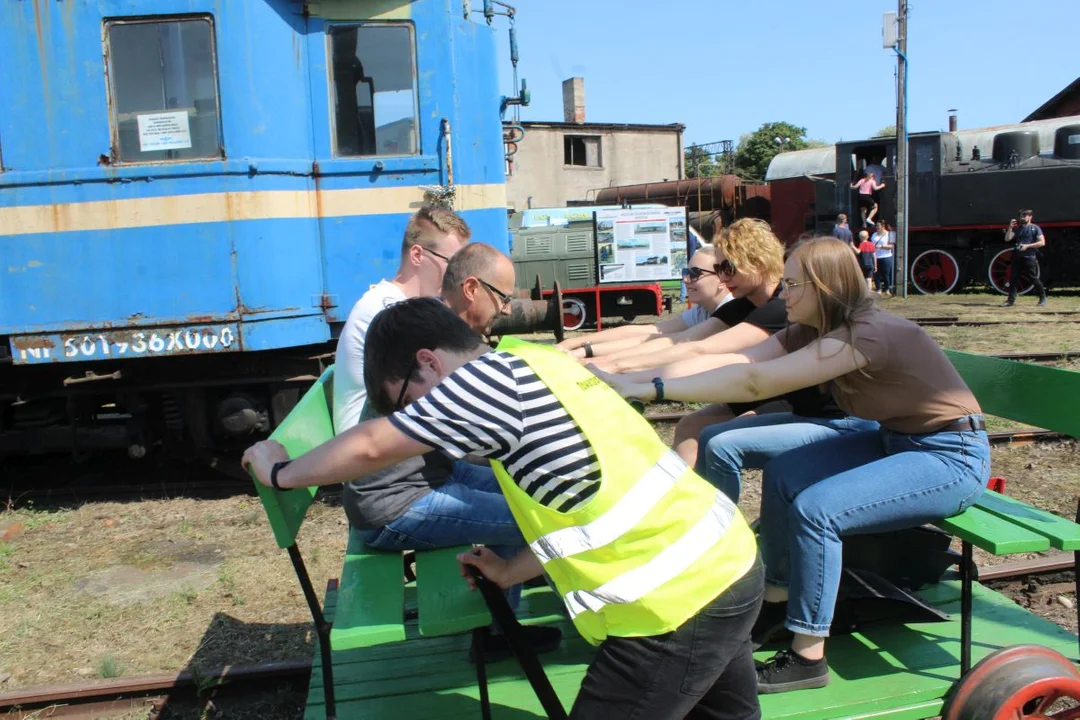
[652,377,665,403]
[271,460,292,491]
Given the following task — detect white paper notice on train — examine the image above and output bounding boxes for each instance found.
[137,111,193,152]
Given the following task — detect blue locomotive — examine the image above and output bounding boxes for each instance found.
[0,0,525,466]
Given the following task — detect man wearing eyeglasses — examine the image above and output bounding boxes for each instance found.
[440,242,517,336]
[333,207,471,433]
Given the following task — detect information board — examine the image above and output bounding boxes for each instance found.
[594,206,691,284]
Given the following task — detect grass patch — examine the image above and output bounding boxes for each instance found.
[97,654,124,679]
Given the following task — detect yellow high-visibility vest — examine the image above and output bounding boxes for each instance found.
[490,337,758,646]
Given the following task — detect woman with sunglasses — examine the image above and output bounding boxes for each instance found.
[593,236,989,694]
[587,219,841,466]
[558,245,732,360]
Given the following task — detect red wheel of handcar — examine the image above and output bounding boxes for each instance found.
[561,296,589,332]
[989,248,1040,296]
[942,644,1080,720]
[911,249,961,295]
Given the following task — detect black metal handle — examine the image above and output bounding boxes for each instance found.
[465,565,567,719]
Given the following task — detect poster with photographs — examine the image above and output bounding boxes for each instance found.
[594,206,691,284]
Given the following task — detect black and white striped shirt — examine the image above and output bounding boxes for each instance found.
[389,351,601,512]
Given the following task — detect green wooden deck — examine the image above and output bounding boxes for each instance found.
[303,577,1079,720]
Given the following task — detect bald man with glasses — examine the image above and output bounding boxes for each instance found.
[440,242,518,336]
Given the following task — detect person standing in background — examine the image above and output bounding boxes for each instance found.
[1001,210,1048,307]
[871,221,894,297]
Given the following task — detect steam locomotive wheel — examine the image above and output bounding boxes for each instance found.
[989,248,1040,296]
[911,249,961,295]
[942,644,1080,720]
[561,296,589,332]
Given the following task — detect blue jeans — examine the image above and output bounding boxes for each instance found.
[364,461,526,609]
[758,415,990,637]
[695,413,880,504]
[876,255,894,293]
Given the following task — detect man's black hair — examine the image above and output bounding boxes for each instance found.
[363,297,485,415]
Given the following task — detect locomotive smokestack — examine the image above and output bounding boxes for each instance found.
[948,109,958,132]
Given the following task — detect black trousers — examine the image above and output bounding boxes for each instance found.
[1007,253,1046,300]
[570,555,765,720]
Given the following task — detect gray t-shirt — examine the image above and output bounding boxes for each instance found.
[340,400,454,530]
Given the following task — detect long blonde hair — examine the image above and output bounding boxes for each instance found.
[789,236,875,391]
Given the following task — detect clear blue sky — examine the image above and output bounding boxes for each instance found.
[495,0,1077,147]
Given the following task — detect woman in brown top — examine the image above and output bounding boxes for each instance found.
[593,236,990,694]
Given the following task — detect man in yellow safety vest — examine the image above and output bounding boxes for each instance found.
[243,297,764,719]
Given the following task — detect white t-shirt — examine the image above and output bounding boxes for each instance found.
[332,280,408,433]
[872,231,894,259]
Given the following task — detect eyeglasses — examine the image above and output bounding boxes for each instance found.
[395,358,419,411]
[477,278,514,309]
[714,259,738,277]
[779,278,813,292]
[422,246,452,263]
[681,266,719,282]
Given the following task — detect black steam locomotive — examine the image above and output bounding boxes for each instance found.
[768,114,1080,294]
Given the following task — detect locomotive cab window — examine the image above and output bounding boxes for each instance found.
[329,24,420,157]
[105,16,223,164]
[850,144,890,179]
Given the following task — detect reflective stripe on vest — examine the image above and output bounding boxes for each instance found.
[562,488,735,618]
[530,450,687,565]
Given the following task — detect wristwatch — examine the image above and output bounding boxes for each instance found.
[651,377,665,403]
[270,460,293,491]
[583,342,594,358]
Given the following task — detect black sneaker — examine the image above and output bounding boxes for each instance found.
[1038,296,1048,307]
[751,601,790,650]
[756,649,829,694]
[469,625,562,664]
[1000,299,1015,307]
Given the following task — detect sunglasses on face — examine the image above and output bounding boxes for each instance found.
[422,246,452,263]
[714,259,738,277]
[476,278,514,309]
[395,358,419,411]
[681,266,719,282]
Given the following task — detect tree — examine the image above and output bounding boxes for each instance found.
[733,122,815,181]
[874,124,897,138]
[684,146,718,178]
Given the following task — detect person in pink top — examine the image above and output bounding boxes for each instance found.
[850,171,885,227]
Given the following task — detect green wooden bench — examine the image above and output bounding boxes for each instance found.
[251,367,567,720]
[935,350,1080,680]
[256,353,1080,719]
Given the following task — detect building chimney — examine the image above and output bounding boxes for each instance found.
[562,77,585,124]
[948,109,958,132]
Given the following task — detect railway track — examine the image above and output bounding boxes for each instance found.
[0,660,310,719]
[912,315,1080,328]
